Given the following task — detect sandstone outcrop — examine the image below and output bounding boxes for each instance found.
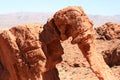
[96,22,120,40]
[0,6,117,80]
[54,6,116,80]
[96,39,120,67]
[95,22,120,67]
[0,23,62,80]
[102,44,120,67]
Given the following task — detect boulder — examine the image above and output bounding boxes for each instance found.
[96,22,120,67]
[101,41,120,67]
[96,22,120,40]
[0,23,62,80]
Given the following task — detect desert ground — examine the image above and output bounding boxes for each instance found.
[57,38,120,80]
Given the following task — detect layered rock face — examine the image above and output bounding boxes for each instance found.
[54,6,116,80]
[96,22,120,40]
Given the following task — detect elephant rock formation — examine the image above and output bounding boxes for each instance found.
[54,6,116,80]
[0,6,117,80]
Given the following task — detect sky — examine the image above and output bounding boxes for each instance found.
[0,0,120,15]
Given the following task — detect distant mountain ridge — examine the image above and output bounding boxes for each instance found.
[0,12,120,28]
[89,15,120,27]
[0,12,54,28]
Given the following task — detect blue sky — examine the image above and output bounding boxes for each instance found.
[0,0,120,15]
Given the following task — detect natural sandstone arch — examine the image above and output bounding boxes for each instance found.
[53,6,116,80]
[0,6,117,80]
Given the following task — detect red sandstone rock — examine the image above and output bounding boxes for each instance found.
[54,6,93,43]
[0,23,62,80]
[95,22,120,67]
[0,6,118,80]
[100,41,120,67]
[54,6,116,80]
[96,22,120,40]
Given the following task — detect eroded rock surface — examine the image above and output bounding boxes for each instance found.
[0,23,62,80]
[102,43,120,67]
[96,22,120,40]
[54,6,116,80]
[95,22,120,67]
[0,6,117,80]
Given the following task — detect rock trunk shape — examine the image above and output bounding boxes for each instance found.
[54,6,116,80]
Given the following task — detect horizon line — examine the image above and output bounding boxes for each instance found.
[0,12,120,16]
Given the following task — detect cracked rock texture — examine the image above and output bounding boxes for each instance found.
[95,22,120,67]
[96,22,120,40]
[0,6,118,80]
[0,23,62,80]
[54,6,116,80]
